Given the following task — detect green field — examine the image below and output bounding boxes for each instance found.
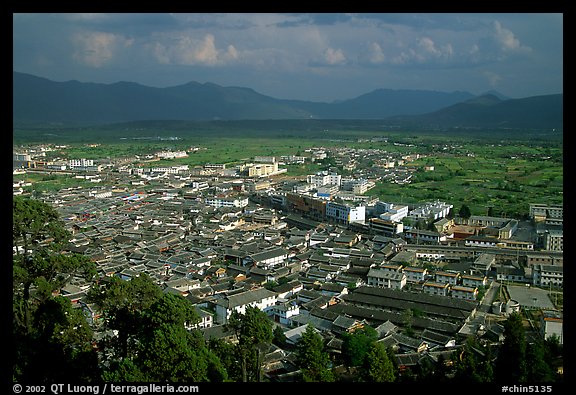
[14,122,563,218]
[365,152,562,218]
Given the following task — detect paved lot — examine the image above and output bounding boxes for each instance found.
[506,284,556,310]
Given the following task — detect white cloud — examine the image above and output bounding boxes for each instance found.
[72,31,132,68]
[368,42,385,63]
[193,34,218,65]
[418,37,440,55]
[151,33,240,66]
[493,21,530,53]
[324,47,346,65]
[389,36,454,65]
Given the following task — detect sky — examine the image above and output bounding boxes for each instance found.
[13,13,563,102]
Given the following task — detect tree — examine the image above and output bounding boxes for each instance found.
[13,296,100,382]
[402,309,415,336]
[458,204,472,220]
[101,292,227,382]
[487,206,495,217]
[360,342,395,382]
[341,326,378,367]
[86,273,163,359]
[429,353,450,382]
[13,196,69,259]
[14,253,96,330]
[13,196,97,334]
[13,196,99,382]
[138,323,209,382]
[525,339,557,382]
[101,358,146,382]
[294,325,334,382]
[208,338,242,381]
[226,305,273,382]
[452,337,494,382]
[273,325,287,348]
[495,312,527,382]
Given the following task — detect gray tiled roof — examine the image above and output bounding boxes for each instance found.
[212,287,276,309]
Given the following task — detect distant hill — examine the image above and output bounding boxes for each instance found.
[13,71,562,129]
[386,93,563,129]
[12,72,312,124]
[289,89,475,119]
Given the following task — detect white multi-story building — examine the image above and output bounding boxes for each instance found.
[307,171,341,188]
[341,178,375,195]
[543,229,563,251]
[13,153,31,161]
[205,195,249,208]
[435,271,461,285]
[280,155,306,164]
[326,201,365,225]
[366,268,406,290]
[403,266,428,283]
[69,158,94,168]
[530,204,563,223]
[212,288,277,324]
[68,158,102,172]
[461,274,488,288]
[269,301,300,325]
[450,285,478,301]
[409,201,453,220]
[246,247,289,269]
[532,264,563,288]
[376,202,409,222]
[150,165,189,174]
[422,281,450,296]
[191,181,210,191]
[156,151,188,159]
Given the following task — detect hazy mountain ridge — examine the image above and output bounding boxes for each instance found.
[13,71,562,129]
[387,93,563,129]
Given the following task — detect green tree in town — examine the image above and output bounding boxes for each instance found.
[341,325,378,367]
[415,353,451,382]
[452,337,494,382]
[14,295,100,382]
[525,339,557,382]
[208,338,242,381]
[86,273,163,359]
[542,334,563,379]
[402,308,415,337]
[99,290,227,382]
[13,195,69,259]
[226,305,273,382]
[495,312,527,382]
[360,341,396,382]
[140,292,228,382]
[294,325,334,382]
[13,196,98,382]
[458,204,472,220]
[273,325,287,348]
[13,196,97,333]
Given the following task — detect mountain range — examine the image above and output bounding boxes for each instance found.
[13,71,562,129]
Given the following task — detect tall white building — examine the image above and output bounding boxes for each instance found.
[69,159,94,167]
[376,202,409,222]
[205,195,249,208]
[326,201,365,225]
[307,171,341,188]
[409,201,453,220]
